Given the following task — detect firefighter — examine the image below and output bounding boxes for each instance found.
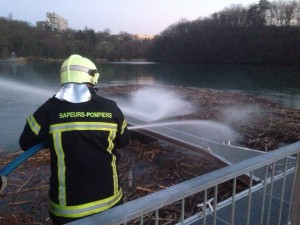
[19,54,129,225]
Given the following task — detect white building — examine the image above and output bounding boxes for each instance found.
[46,12,68,31]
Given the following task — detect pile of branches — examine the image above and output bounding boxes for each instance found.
[179,87,300,151]
[0,150,50,225]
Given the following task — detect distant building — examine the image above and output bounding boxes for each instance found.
[133,34,156,40]
[36,12,68,31]
[47,12,68,31]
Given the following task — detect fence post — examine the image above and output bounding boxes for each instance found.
[291,153,300,225]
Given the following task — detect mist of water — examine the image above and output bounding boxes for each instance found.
[220,105,262,125]
[0,77,55,101]
[117,86,196,122]
[0,77,56,151]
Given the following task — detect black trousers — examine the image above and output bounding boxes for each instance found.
[50,215,81,225]
[50,199,124,225]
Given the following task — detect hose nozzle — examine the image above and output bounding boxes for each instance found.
[0,175,7,194]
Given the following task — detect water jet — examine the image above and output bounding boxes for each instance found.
[117,86,196,121]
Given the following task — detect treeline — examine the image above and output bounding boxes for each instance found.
[148,0,300,64]
[1,0,300,64]
[0,19,151,61]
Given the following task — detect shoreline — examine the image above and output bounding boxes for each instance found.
[2,57,300,66]
[0,57,26,64]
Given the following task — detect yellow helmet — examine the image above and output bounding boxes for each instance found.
[60,54,100,85]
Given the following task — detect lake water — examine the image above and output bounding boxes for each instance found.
[0,61,299,151]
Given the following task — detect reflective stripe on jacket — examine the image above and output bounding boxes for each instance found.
[49,188,122,218]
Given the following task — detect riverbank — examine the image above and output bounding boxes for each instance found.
[14,56,149,63]
[0,57,26,64]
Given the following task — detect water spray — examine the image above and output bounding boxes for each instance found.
[117,86,196,122]
[128,120,208,130]
[128,121,190,130]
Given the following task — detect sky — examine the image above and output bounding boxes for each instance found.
[1,0,258,35]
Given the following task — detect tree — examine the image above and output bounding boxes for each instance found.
[268,1,299,26]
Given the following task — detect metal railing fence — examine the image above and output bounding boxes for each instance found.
[68,141,300,225]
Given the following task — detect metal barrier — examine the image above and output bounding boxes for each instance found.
[68,141,300,225]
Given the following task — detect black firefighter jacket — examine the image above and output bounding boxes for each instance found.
[19,90,129,219]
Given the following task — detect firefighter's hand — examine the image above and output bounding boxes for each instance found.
[0,175,7,194]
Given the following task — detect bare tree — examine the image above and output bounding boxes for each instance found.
[269,1,299,25]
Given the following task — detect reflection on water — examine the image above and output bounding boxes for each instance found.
[0,61,299,151]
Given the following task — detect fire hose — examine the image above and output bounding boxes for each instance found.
[0,142,46,194]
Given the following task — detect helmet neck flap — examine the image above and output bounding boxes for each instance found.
[55,83,92,103]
